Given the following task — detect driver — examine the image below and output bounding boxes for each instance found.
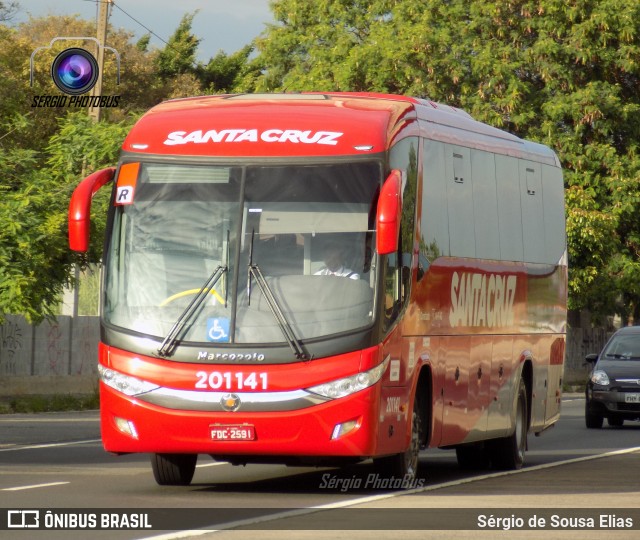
[314,242,359,280]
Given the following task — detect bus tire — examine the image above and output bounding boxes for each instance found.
[151,453,197,485]
[488,378,527,470]
[374,407,423,482]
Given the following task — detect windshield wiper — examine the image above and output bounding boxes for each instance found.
[157,264,227,357]
[247,230,309,360]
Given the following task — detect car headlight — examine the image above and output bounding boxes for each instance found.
[98,365,159,396]
[306,358,389,399]
[590,369,610,386]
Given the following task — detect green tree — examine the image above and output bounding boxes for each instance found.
[252,0,640,323]
[153,13,256,97]
[155,12,200,81]
[0,112,135,323]
[200,45,255,93]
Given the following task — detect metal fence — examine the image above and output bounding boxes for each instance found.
[0,315,99,396]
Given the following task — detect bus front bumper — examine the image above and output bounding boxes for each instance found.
[100,382,382,460]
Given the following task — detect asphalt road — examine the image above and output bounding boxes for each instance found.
[1,396,639,539]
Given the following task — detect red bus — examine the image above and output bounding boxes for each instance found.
[69,93,567,485]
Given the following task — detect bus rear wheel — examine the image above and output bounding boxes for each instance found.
[488,379,528,470]
[151,453,197,485]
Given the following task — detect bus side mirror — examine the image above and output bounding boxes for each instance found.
[68,167,115,252]
[376,170,403,255]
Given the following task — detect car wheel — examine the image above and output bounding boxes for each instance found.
[151,453,197,485]
[585,402,604,429]
[607,416,624,427]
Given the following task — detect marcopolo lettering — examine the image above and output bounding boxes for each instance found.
[163,129,343,146]
[197,351,265,362]
[449,271,517,328]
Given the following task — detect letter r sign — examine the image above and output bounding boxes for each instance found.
[116,185,134,205]
[114,162,139,206]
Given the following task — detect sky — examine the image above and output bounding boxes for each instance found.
[13,0,275,61]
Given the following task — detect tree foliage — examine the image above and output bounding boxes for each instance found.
[249,0,640,323]
[0,113,135,322]
[155,13,201,81]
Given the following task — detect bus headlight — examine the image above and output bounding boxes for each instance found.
[306,358,388,399]
[98,365,159,396]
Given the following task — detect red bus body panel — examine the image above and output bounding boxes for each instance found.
[122,95,417,158]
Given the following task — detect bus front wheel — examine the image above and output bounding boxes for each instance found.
[151,453,197,485]
[373,407,423,482]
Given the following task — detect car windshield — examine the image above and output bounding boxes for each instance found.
[104,161,380,347]
[602,335,640,360]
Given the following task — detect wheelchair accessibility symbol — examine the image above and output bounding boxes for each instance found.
[207,318,230,343]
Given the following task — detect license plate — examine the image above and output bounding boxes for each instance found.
[210,424,255,441]
[624,393,640,403]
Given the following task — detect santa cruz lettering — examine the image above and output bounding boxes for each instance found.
[449,272,517,328]
[163,129,343,146]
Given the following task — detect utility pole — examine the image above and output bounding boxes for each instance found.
[76,0,111,318]
[88,0,112,122]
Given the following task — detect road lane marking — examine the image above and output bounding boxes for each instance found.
[0,439,101,452]
[138,532,212,539]
[2,481,70,491]
[137,445,640,539]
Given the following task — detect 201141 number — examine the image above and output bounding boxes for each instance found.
[195,371,267,390]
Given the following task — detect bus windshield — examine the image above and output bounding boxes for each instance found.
[104,161,381,348]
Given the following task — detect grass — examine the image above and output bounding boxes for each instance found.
[0,393,99,414]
